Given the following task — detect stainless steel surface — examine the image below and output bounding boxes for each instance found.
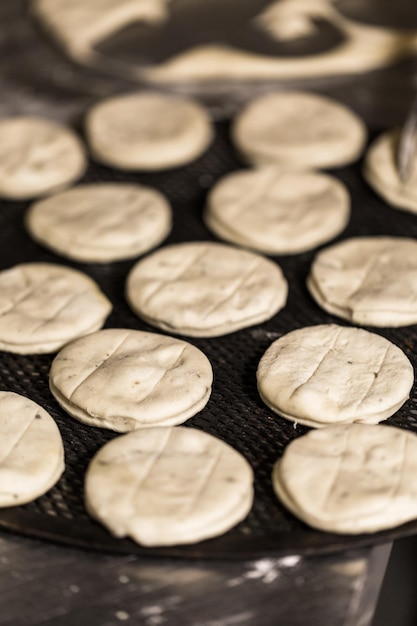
[373,536,417,626]
[0,529,391,626]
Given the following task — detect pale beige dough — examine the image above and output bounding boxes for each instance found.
[364,129,417,214]
[85,91,213,171]
[0,391,64,506]
[307,236,417,327]
[204,167,350,255]
[126,241,288,337]
[26,183,172,263]
[143,1,417,83]
[32,0,417,83]
[0,117,87,200]
[49,328,213,432]
[0,263,112,354]
[231,91,367,169]
[257,324,413,428]
[32,0,170,60]
[85,426,254,546]
[273,423,417,534]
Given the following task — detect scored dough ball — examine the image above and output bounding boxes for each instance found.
[257,324,413,428]
[307,236,417,327]
[273,423,417,534]
[126,241,288,337]
[204,166,350,255]
[232,91,367,169]
[0,391,64,506]
[26,183,172,263]
[85,426,254,546]
[85,91,213,171]
[0,116,87,200]
[49,328,213,432]
[364,128,417,213]
[0,262,112,354]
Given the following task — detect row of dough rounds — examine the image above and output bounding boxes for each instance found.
[0,88,410,219]
[3,319,417,542]
[12,90,366,259]
[4,89,405,269]
[2,233,416,359]
[25,169,351,261]
[1,88,417,545]
[0,242,287,354]
[0,89,367,202]
[0,92,212,200]
[1,256,411,425]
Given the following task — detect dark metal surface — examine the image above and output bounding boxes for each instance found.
[1,0,417,560]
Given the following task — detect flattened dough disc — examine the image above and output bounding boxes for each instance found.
[307,236,417,327]
[26,183,172,263]
[85,426,254,546]
[126,241,288,337]
[49,328,213,432]
[273,423,417,534]
[85,91,213,171]
[0,263,112,354]
[257,324,413,427]
[0,391,64,506]
[0,117,86,200]
[204,167,350,254]
[231,91,367,169]
[364,129,417,214]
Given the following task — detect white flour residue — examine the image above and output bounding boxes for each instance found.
[139,596,183,625]
[277,555,301,568]
[115,610,130,621]
[227,558,282,587]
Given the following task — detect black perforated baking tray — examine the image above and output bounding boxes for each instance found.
[2,0,417,559]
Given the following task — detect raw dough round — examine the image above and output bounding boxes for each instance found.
[364,129,417,214]
[85,426,254,546]
[49,328,213,432]
[257,324,413,428]
[26,183,172,263]
[204,166,350,255]
[0,117,87,200]
[0,391,64,506]
[126,241,288,337]
[231,91,367,169]
[272,423,417,534]
[307,236,417,327]
[0,262,112,354]
[85,91,213,171]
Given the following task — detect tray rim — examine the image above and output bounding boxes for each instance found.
[0,507,414,560]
